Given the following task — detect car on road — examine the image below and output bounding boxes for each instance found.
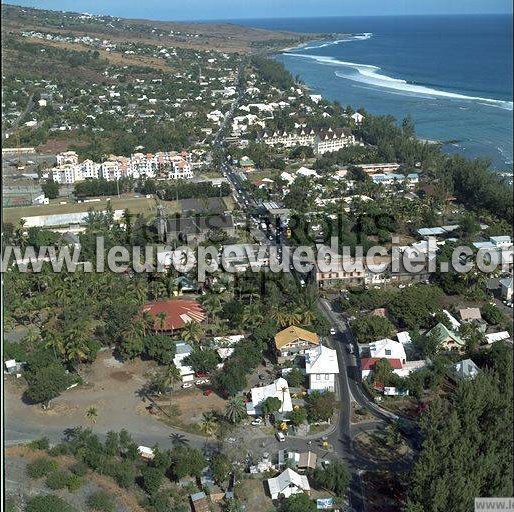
[251,418,263,426]
[275,432,286,442]
[181,383,193,389]
[330,328,337,335]
[347,344,354,354]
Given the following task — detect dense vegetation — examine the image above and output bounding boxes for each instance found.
[407,344,513,511]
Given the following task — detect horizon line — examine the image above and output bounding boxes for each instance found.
[2,3,512,23]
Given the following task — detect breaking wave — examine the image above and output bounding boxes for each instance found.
[283,53,514,111]
[298,33,373,51]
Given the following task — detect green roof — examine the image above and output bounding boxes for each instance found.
[428,322,464,346]
[240,156,255,166]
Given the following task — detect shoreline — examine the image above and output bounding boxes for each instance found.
[272,34,513,171]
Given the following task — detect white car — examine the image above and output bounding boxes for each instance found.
[251,418,263,426]
[181,382,193,389]
[275,432,286,442]
[330,328,337,335]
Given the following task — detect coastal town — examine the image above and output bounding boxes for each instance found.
[2,4,513,512]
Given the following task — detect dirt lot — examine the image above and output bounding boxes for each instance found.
[354,429,412,464]
[351,403,375,424]
[5,351,166,439]
[157,387,227,435]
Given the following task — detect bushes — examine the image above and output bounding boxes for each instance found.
[141,466,164,495]
[87,491,115,512]
[45,469,70,490]
[25,495,76,512]
[27,457,58,479]
[481,303,506,326]
[28,437,50,451]
[65,473,83,492]
[70,461,88,476]
[312,461,351,497]
[351,315,395,343]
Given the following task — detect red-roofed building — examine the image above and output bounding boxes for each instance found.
[142,299,206,332]
[361,357,404,380]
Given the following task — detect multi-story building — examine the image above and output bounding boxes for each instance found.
[260,127,357,154]
[56,150,79,166]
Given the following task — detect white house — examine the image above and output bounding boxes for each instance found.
[351,112,365,125]
[485,331,511,344]
[246,378,293,416]
[304,345,339,392]
[173,342,194,382]
[212,335,245,360]
[369,338,407,364]
[267,468,311,500]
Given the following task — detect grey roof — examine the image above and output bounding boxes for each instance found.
[449,359,480,380]
[175,342,192,355]
[166,214,234,235]
[500,276,513,288]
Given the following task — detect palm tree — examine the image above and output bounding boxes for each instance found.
[224,396,247,424]
[44,331,65,359]
[170,433,189,447]
[300,308,317,326]
[242,304,263,328]
[161,365,182,390]
[85,407,98,424]
[182,321,204,345]
[200,411,218,437]
[201,293,222,324]
[156,312,167,333]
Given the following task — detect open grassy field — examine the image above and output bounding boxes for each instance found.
[3,194,182,224]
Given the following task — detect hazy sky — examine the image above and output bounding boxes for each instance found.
[5,0,513,20]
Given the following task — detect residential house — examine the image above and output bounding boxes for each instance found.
[457,307,482,323]
[426,322,465,351]
[351,112,365,125]
[448,359,480,381]
[485,331,511,344]
[360,357,404,380]
[190,491,210,512]
[246,378,293,416]
[396,332,412,345]
[369,338,407,364]
[267,468,311,500]
[278,450,317,471]
[173,342,194,382]
[499,276,513,301]
[442,310,461,331]
[212,335,245,360]
[274,326,320,361]
[304,345,339,392]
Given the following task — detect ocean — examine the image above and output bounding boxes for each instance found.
[236,15,513,170]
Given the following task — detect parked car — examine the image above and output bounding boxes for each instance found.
[330,328,337,335]
[275,432,286,442]
[182,383,193,389]
[195,371,207,378]
[251,418,263,426]
[203,389,213,396]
